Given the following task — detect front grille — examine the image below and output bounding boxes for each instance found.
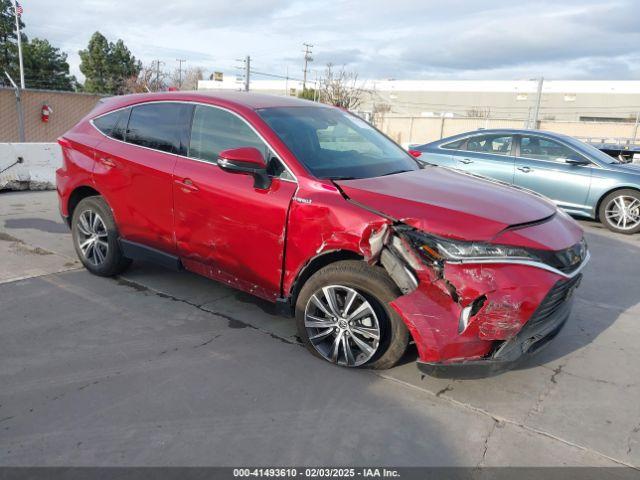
[526,274,582,329]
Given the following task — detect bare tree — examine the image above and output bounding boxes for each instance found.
[123,62,168,93]
[170,66,205,90]
[371,103,391,128]
[318,63,364,110]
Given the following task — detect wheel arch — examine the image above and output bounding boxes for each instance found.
[595,185,640,221]
[66,185,102,226]
[288,249,363,308]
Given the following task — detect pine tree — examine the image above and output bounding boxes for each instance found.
[79,32,141,94]
[23,38,77,91]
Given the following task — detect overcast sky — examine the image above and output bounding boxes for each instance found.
[21,0,640,82]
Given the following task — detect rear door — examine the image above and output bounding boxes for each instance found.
[451,133,516,183]
[172,104,297,301]
[513,134,593,209]
[92,102,192,254]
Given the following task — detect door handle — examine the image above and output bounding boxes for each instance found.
[98,157,116,168]
[517,166,532,173]
[459,158,474,164]
[175,177,199,192]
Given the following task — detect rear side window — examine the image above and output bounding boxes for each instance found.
[93,109,130,141]
[189,105,268,162]
[465,135,513,156]
[126,103,186,154]
[441,139,465,150]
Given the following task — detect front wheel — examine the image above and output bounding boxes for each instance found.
[599,189,640,234]
[295,260,409,370]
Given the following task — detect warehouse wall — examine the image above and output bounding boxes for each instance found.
[380,116,638,146]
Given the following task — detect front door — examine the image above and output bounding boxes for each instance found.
[173,104,297,301]
[513,134,592,211]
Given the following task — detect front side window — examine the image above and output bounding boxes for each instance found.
[519,136,584,162]
[189,105,293,180]
[464,135,513,155]
[257,106,418,179]
[126,103,185,154]
[189,105,268,162]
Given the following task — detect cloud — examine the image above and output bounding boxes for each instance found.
[20,0,640,81]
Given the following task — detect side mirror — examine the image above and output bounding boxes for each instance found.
[563,157,590,166]
[217,147,271,189]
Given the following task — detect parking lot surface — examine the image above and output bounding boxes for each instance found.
[1,190,640,467]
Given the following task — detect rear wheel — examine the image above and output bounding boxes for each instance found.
[599,189,640,234]
[295,260,409,370]
[71,196,131,276]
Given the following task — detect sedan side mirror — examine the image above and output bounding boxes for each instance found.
[563,157,590,166]
[217,147,271,189]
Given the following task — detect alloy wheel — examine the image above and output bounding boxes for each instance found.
[304,285,381,367]
[604,195,640,231]
[76,209,109,266]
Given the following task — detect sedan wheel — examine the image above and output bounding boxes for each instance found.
[76,209,109,266]
[603,194,640,233]
[304,285,381,367]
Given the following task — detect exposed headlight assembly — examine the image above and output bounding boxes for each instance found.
[403,230,540,264]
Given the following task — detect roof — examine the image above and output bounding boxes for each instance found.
[100,90,325,111]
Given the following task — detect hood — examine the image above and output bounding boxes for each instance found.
[607,162,640,174]
[335,167,557,241]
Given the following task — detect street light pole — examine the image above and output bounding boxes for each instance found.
[531,76,544,129]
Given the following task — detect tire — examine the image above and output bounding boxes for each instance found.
[71,196,131,276]
[598,189,640,234]
[295,260,409,370]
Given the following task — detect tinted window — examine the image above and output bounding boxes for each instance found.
[189,105,268,162]
[93,109,130,141]
[258,107,418,180]
[441,139,465,150]
[520,136,583,162]
[126,103,185,154]
[465,135,512,155]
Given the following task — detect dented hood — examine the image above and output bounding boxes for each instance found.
[335,168,557,241]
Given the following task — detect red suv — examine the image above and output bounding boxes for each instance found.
[57,91,589,377]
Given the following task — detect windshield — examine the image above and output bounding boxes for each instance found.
[257,106,419,179]
[566,137,622,164]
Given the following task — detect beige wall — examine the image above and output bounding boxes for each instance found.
[0,88,105,143]
[380,116,638,146]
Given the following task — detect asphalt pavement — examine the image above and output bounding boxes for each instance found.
[1,190,639,468]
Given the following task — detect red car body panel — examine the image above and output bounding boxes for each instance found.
[56,91,587,375]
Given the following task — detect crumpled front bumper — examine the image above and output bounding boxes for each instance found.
[390,259,584,378]
[417,280,577,378]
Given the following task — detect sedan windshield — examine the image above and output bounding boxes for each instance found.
[257,106,419,179]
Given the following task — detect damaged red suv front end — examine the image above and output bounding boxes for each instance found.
[335,167,588,377]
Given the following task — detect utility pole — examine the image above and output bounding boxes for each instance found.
[244,55,250,92]
[302,43,313,90]
[531,76,544,129]
[5,71,24,142]
[152,60,164,91]
[176,59,186,89]
[12,0,25,89]
[633,111,639,144]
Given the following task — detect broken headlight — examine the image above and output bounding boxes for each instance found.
[404,230,540,264]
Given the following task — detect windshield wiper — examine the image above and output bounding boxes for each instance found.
[329,175,358,180]
[380,169,412,177]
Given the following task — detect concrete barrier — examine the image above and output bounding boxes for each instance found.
[0,143,61,191]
